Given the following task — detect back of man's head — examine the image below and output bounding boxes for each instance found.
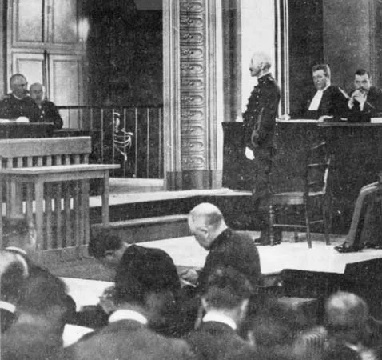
[17,267,70,328]
[88,230,123,259]
[326,291,368,328]
[189,202,224,229]
[2,217,34,255]
[203,266,253,310]
[113,245,180,306]
[0,250,29,303]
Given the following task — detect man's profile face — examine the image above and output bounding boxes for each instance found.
[249,58,262,78]
[11,77,28,98]
[354,74,371,92]
[30,85,44,104]
[312,70,328,90]
[188,216,210,249]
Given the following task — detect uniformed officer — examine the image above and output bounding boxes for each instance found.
[243,52,281,245]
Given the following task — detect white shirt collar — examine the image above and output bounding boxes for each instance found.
[202,311,237,331]
[0,301,16,313]
[109,309,148,325]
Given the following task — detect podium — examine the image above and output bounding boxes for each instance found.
[0,122,54,138]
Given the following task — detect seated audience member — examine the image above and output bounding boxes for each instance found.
[185,266,256,360]
[0,74,40,121]
[72,232,130,329]
[247,299,299,360]
[60,245,195,360]
[323,291,381,360]
[187,202,262,293]
[347,69,382,122]
[335,173,382,253]
[1,268,73,360]
[29,82,63,129]
[298,64,348,120]
[2,216,36,257]
[0,250,29,333]
[88,230,130,271]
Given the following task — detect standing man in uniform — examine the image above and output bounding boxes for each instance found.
[243,52,281,245]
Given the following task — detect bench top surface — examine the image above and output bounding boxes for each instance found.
[0,164,120,175]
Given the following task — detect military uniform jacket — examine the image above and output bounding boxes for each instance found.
[243,73,281,150]
[348,86,382,121]
[0,94,40,122]
[38,101,63,129]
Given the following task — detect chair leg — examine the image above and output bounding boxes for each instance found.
[304,203,312,249]
[323,197,331,245]
[269,204,274,246]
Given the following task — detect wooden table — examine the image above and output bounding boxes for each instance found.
[0,164,119,255]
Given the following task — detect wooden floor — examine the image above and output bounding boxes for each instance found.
[63,235,382,310]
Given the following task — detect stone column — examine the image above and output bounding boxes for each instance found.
[163,0,223,190]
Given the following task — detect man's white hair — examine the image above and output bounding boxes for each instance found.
[251,52,272,69]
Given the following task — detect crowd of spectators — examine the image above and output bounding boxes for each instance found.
[1,204,382,360]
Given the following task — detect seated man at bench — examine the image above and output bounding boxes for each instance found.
[335,173,382,253]
[0,74,40,122]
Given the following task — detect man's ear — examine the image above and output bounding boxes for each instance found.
[201,297,209,311]
[240,298,249,317]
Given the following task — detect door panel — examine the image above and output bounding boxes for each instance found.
[51,0,80,45]
[13,0,44,44]
[11,53,44,91]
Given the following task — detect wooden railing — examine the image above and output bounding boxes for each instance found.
[56,106,164,179]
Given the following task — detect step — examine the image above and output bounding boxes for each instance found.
[91,214,190,243]
[109,177,165,193]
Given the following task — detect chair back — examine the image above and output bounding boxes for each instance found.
[305,141,331,197]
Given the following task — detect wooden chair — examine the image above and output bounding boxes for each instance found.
[269,142,332,248]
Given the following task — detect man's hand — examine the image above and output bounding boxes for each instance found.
[352,89,367,110]
[99,286,117,314]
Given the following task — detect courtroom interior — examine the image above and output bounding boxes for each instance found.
[1,1,382,359]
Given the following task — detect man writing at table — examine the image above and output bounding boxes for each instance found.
[0,74,40,122]
[347,69,382,122]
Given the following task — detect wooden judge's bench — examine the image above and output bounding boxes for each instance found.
[222,120,382,233]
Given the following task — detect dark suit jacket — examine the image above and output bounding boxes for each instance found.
[243,74,281,149]
[0,94,40,122]
[185,321,256,360]
[348,86,382,122]
[60,319,196,360]
[301,85,348,119]
[197,228,262,293]
[37,100,63,129]
[1,321,63,360]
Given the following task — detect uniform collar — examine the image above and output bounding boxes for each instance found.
[258,73,273,85]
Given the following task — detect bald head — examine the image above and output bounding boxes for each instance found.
[326,291,368,326]
[249,52,272,78]
[188,203,226,249]
[30,82,44,105]
[10,74,28,98]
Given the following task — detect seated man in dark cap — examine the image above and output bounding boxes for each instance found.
[61,245,195,360]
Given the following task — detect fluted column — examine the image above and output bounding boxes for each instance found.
[163,0,223,190]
